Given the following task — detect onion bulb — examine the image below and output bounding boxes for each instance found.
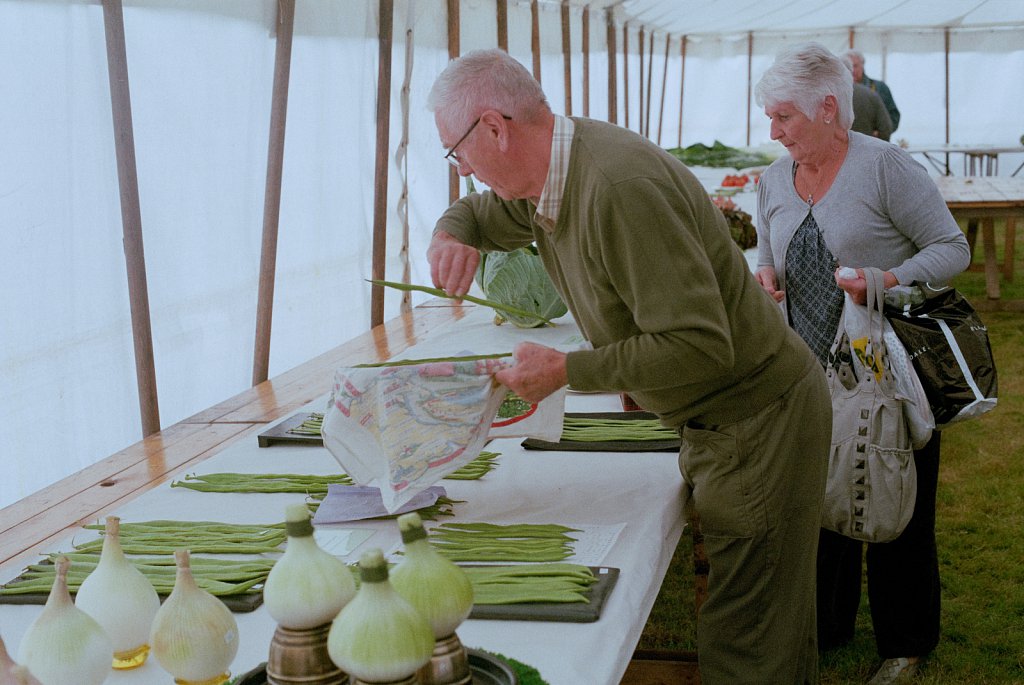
[17,556,112,685]
[75,516,161,669]
[149,549,239,685]
[0,634,43,685]
[263,503,356,629]
[390,512,474,639]
[327,548,434,682]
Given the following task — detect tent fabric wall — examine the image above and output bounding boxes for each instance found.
[0,0,448,508]
[2,0,1023,509]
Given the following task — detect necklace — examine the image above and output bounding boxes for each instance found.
[796,138,849,206]
[796,162,835,207]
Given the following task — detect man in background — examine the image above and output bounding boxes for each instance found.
[841,54,894,140]
[844,49,900,134]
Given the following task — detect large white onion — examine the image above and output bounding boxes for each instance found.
[0,633,42,684]
[18,556,112,685]
[390,512,474,639]
[327,548,434,682]
[263,503,356,629]
[75,516,160,669]
[149,549,239,684]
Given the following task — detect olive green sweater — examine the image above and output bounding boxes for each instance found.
[435,118,814,428]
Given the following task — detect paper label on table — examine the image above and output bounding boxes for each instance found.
[563,523,627,566]
[312,528,374,557]
[312,485,447,524]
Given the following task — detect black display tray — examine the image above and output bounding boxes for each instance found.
[468,566,619,623]
[0,560,263,613]
[257,412,323,447]
[521,412,680,452]
[0,588,262,612]
[0,585,262,612]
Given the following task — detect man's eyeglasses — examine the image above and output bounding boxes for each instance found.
[444,114,512,168]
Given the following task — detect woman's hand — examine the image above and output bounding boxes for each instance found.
[494,342,568,404]
[835,267,898,305]
[427,231,480,299]
[755,266,785,303]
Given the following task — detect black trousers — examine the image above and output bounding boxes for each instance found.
[816,432,942,657]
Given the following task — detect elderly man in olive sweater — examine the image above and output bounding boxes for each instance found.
[426,49,830,685]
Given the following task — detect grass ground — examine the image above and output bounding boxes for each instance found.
[636,219,1024,684]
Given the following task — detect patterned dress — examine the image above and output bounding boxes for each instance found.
[785,209,844,367]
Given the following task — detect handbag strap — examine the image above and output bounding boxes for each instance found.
[862,266,890,375]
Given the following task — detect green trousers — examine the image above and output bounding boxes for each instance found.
[679,360,831,684]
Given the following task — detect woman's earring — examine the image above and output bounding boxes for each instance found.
[825,118,832,124]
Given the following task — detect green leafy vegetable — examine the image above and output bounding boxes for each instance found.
[666,140,776,169]
[475,246,567,328]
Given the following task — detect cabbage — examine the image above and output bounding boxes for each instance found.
[475,246,567,327]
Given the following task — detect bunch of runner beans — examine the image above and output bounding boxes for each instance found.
[0,553,274,597]
[463,563,597,605]
[73,520,289,556]
[560,416,677,442]
[427,522,581,563]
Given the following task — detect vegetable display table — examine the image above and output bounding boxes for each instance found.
[0,302,686,685]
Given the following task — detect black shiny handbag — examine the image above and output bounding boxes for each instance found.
[885,286,998,429]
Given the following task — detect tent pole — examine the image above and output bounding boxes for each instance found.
[582,6,590,117]
[606,11,617,124]
[531,0,542,83]
[398,29,413,313]
[745,31,753,147]
[101,0,160,436]
[645,29,654,138]
[561,1,573,115]
[623,23,630,129]
[944,27,951,146]
[370,0,394,328]
[448,0,460,205]
[496,0,508,52]
[656,34,670,146]
[638,26,644,134]
[252,0,295,386]
[678,34,686,146]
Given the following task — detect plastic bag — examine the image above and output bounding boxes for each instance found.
[842,293,935,449]
[488,388,565,442]
[321,357,510,513]
[885,287,998,429]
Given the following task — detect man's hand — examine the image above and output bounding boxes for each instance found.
[494,342,568,404]
[428,231,480,298]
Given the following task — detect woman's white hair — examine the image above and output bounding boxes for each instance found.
[427,49,550,132]
[755,42,854,130]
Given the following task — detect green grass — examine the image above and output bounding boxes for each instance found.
[637,255,1024,683]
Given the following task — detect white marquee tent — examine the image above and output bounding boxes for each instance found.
[2,0,1023,508]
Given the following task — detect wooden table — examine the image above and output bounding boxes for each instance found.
[936,176,1024,300]
[906,145,1024,177]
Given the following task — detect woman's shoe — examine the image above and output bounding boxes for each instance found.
[867,657,921,684]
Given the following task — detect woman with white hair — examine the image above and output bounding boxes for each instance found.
[753,42,970,685]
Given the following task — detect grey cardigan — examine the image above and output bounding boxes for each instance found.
[756,132,970,295]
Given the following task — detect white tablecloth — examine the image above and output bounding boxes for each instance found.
[0,306,687,685]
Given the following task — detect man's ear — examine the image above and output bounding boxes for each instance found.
[480,110,511,152]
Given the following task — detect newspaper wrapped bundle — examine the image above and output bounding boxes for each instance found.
[321,357,540,513]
